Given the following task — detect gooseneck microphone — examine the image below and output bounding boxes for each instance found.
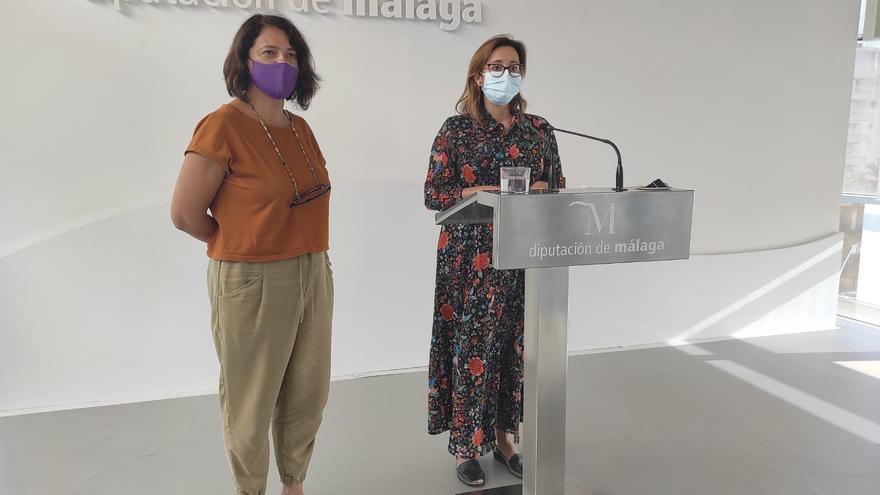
[541,124,626,192]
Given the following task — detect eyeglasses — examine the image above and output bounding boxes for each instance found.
[246,102,331,209]
[485,63,524,77]
[281,129,331,208]
[284,135,331,207]
[289,182,331,208]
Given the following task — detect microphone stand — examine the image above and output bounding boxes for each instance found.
[548,126,626,192]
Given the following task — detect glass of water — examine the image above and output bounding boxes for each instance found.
[500,167,530,194]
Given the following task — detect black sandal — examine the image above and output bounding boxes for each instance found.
[456,458,486,486]
[493,448,523,478]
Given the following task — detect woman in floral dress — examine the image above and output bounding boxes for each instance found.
[423,35,565,487]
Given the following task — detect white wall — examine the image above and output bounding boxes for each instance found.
[0,0,860,413]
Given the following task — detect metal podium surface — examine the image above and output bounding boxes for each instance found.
[437,188,694,269]
[437,188,694,495]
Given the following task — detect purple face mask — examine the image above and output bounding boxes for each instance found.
[249,59,299,100]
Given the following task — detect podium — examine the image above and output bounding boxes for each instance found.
[436,188,694,495]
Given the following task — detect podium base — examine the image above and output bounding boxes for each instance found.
[455,477,591,495]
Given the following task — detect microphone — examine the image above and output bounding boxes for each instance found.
[540,123,626,192]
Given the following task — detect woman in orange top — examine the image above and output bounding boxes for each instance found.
[170,14,332,495]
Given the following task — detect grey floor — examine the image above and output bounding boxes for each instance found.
[2,322,880,495]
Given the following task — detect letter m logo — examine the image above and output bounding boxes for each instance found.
[570,201,616,235]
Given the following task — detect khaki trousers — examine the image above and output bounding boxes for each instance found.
[207,252,333,495]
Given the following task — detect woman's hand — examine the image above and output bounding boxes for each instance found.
[531,181,549,190]
[462,185,501,198]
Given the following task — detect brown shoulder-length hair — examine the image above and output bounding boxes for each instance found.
[456,35,527,125]
[223,14,320,110]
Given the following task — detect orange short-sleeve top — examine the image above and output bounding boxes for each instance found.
[185,103,330,262]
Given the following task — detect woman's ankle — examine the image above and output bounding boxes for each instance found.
[281,483,304,495]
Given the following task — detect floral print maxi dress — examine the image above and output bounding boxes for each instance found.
[424,112,565,457]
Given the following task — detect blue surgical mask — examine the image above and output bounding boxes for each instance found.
[481,70,522,105]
